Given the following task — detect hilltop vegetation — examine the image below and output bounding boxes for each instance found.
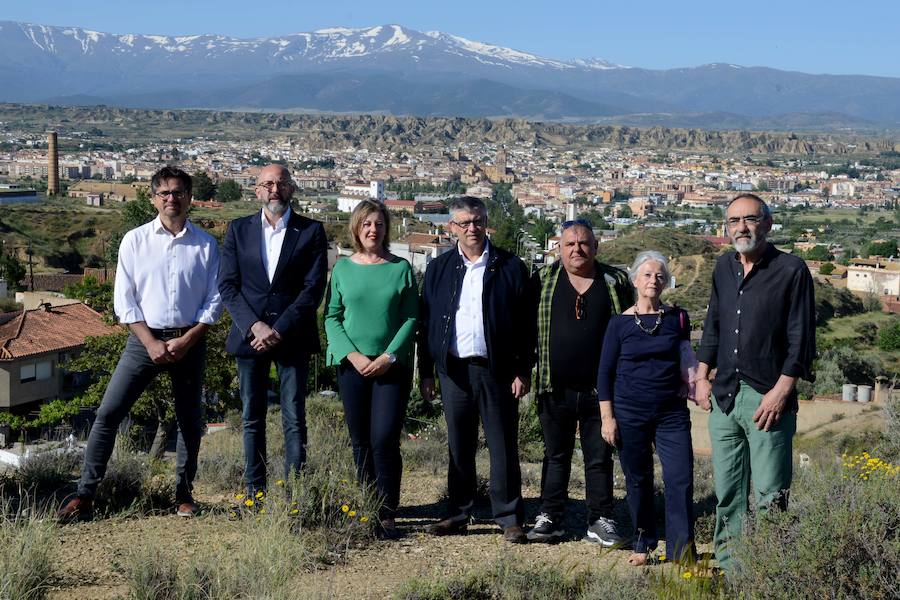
[3,104,898,153]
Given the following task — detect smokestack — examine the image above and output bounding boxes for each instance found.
[47,132,59,196]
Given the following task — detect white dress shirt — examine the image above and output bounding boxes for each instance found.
[114,216,223,329]
[261,207,291,283]
[450,241,489,358]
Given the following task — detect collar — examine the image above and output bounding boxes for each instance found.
[261,207,292,232]
[152,215,192,238]
[457,238,490,266]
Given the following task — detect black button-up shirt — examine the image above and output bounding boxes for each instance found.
[698,243,816,414]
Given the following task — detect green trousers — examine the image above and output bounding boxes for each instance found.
[709,382,796,572]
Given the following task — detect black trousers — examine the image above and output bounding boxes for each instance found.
[437,355,523,528]
[537,387,614,524]
[337,362,411,518]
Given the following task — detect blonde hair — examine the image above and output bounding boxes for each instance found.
[349,200,391,253]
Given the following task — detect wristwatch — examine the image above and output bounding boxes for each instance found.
[386,353,397,364]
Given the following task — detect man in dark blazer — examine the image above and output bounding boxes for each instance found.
[219,164,328,494]
[419,196,536,543]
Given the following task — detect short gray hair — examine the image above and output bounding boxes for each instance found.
[448,196,487,215]
[629,250,670,283]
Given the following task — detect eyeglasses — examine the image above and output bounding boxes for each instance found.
[256,180,294,191]
[155,189,188,199]
[451,218,487,230]
[575,294,584,320]
[562,219,592,230]
[726,215,763,227]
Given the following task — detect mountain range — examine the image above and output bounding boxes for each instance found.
[2,21,899,130]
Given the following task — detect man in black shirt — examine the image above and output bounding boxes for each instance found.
[696,193,815,573]
[527,220,633,544]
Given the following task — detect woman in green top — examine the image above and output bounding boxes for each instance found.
[324,199,419,539]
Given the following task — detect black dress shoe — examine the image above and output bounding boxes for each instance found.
[425,517,468,536]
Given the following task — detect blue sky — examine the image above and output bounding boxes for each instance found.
[4,0,899,77]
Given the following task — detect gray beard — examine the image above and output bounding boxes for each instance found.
[267,199,289,216]
[733,235,761,253]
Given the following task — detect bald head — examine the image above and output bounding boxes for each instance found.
[256,164,295,217]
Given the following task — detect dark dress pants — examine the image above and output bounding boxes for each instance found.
[78,333,205,503]
[437,356,524,528]
[538,387,614,524]
[237,355,309,493]
[615,400,695,559]
[337,361,411,518]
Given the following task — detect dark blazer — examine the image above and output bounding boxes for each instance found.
[219,210,328,360]
[418,242,536,383]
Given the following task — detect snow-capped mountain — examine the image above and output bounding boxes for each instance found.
[1,20,899,126]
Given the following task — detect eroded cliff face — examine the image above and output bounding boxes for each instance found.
[3,104,898,154]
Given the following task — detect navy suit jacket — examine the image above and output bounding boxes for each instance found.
[218,210,328,360]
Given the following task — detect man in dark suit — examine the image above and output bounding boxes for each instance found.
[419,196,535,543]
[219,164,328,494]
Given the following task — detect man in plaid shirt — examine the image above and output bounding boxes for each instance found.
[527,220,633,545]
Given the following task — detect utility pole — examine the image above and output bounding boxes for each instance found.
[26,244,34,292]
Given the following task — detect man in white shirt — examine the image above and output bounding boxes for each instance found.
[59,166,222,522]
[218,164,327,495]
[419,197,535,543]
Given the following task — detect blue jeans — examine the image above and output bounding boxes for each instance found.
[78,333,205,503]
[236,356,309,493]
[616,400,694,559]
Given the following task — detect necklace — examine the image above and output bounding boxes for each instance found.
[633,306,664,335]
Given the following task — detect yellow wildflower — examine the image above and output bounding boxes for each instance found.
[348,510,357,518]
[276,479,285,487]
[683,571,693,580]
[341,504,350,513]
[244,499,254,507]
[255,491,264,499]
[259,508,267,515]
[290,508,300,515]
[360,516,370,523]
[235,493,245,501]
[659,554,666,562]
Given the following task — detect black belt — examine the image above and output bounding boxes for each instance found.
[149,326,191,340]
[449,355,490,367]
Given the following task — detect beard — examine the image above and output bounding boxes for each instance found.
[731,231,763,253]
[266,197,289,216]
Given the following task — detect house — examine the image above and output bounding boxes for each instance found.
[0,302,120,414]
[846,258,900,297]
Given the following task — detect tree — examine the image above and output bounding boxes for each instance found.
[804,245,833,261]
[63,276,113,316]
[877,319,900,352]
[216,179,242,202]
[618,204,633,219]
[0,248,26,291]
[819,262,835,276]
[192,171,216,201]
[107,190,156,263]
[864,240,898,258]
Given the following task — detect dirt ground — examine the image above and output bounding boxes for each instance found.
[44,397,884,599]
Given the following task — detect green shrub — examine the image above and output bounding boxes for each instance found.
[402,419,448,475]
[15,449,81,500]
[876,318,900,351]
[728,461,900,599]
[0,501,56,600]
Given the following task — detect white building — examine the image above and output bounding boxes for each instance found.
[337,180,384,213]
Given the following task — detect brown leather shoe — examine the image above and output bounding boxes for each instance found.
[57,496,92,523]
[425,517,468,536]
[503,524,527,544]
[176,501,198,518]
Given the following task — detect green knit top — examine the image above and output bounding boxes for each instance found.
[324,256,419,367]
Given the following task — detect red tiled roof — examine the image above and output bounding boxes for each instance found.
[0,302,121,360]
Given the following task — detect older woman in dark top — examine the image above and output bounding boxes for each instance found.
[597,250,696,566]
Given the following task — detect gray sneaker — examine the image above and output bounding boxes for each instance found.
[585,516,623,547]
